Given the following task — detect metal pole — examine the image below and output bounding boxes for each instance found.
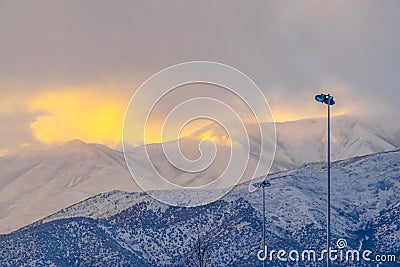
[262,186,266,267]
[327,95,331,267]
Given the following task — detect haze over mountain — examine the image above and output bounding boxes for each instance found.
[0,140,138,233]
[126,115,400,189]
[0,115,399,233]
[274,115,399,171]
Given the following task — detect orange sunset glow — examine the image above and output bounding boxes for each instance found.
[29,89,127,148]
[22,87,350,148]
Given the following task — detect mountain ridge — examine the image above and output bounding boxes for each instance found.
[0,115,399,233]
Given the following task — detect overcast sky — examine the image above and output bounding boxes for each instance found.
[0,0,399,154]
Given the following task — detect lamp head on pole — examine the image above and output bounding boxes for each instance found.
[254,180,272,188]
[315,93,335,105]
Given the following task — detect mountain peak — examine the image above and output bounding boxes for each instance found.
[64,139,88,146]
[60,139,95,152]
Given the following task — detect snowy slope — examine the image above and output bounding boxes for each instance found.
[0,140,138,233]
[32,149,400,237]
[2,149,399,266]
[256,116,398,172]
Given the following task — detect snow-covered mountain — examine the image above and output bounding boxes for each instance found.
[274,115,400,171]
[0,140,138,233]
[1,149,399,266]
[0,115,398,234]
[188,115,400,172]
[126,115,400,188]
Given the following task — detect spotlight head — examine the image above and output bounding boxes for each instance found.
[262,180,272,188]
[315,94,325,103]
[253,180,272,188]
[314,93,335,105]
[324,96,335,105]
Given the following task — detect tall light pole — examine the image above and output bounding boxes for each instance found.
[255,179,271,267]
[314,93,335,267]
